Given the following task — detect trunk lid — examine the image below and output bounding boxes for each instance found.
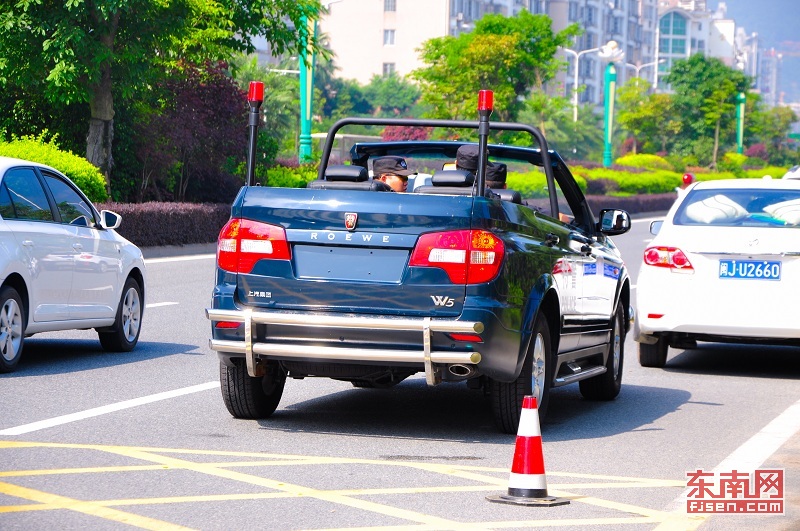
[231,187,477,316]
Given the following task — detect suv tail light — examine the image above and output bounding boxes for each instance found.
[643,246,694,271]
[409,230,505,284]
[217,218,291,273]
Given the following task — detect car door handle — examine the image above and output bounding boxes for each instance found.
[544,233,559,246]
[72,243,83,251]
[22,240,33,247]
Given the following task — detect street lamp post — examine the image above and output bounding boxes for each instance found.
[299,1,343,163]
[624,59,665,86]
[298,15,317,163]
[562,47,601,123]
[736,92,747,154]
[599,41,624,168]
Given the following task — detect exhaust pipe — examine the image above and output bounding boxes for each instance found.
[448,364,475,378]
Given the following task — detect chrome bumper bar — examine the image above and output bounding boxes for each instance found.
[206,308,483,385]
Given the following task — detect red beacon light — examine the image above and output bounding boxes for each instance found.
[478,90,494,113]
[248,81,264,104]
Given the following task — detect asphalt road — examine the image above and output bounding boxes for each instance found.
[0,218,798,530]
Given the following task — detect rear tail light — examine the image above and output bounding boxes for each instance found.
[217,218,291,273]
[643,246,694,271]
[409,230,505,284]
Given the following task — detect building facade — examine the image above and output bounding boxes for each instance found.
[546,0,659,106]
[318,0,529,85]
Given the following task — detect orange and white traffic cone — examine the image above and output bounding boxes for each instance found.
[487,395,569,507]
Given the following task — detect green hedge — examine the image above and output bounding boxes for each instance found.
[0,135,108,202]
[615,153,673,171]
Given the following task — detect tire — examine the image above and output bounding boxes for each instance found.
[99,277,143,352]
[580,303,625,400]
[0,286,25,373]
[639,336,669,368]
[220,358,285,419]
[489,313,553,434]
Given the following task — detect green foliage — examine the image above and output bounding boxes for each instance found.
[744,166,789,179]
[0,0,328,196]
[615,153,673,171]
[506,170,586,199]
[0,134,108,202]
[363,73,421,117]
[246,163,319,188]
[412,12,579,122]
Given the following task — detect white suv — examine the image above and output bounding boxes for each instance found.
[0,156,146,372]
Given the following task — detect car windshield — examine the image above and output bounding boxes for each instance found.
[674,188,800,227]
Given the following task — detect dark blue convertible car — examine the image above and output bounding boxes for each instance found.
[207,91,632,433]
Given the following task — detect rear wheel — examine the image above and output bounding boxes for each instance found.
[220,358,285,419]
[99,277,142,352]
[489,314,553,434]
[639,336,668,368]
[580,303,625,400]
[0,286,25,373]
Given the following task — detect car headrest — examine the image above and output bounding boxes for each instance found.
[324,165,368,182]
[491,188,522,204]
[431,169,474,187]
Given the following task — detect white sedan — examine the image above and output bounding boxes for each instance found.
[635,178,800,367]
[0,156,146,372]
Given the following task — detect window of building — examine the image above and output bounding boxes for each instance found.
[581,58,594,77]
[659,15,671,35]
[672,38,686,54]
[382,63,396,76]
[530,0,546,14]
[659,37,669,53]
[671,14,686,35]
[384,29,395,45]
[569,1,578,21]
[697,39,705,52]
[629,0,639,14]
[384,0,396,11]
[586,6,595,26]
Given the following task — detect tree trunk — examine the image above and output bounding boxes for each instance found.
[711,119,721,169]
[85,11,119,197]
[87,65,115,197]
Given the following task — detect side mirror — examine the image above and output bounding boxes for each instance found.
[650,220,663,236]
[598,209,631,235]
[99,210,121,230]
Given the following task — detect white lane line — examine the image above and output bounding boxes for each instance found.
[145,254,215,264]
[660,395,800,520]
[0,382,221,436]
[146,302,179,308]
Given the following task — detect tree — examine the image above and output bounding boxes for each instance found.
[230,54,300,163]
[750,104,798,163]
[133,61,247,203]
[700,79,736,167]
[665,55,750,164]
[363,73,421,117]
[412,12,579,123]
[616,78,652,155]
[0,0,326,195]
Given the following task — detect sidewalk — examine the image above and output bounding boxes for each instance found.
[141,242,216,259]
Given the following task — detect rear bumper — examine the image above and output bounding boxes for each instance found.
[206,308,484,385]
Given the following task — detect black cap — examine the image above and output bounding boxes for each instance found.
[373,156,416,177]
[456,144,479,171]
[486,162,507,184]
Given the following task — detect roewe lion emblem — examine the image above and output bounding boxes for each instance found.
[344,212,358,231]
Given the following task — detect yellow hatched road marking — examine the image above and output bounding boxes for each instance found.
[0,440,702,529]
[0,481,193,530]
